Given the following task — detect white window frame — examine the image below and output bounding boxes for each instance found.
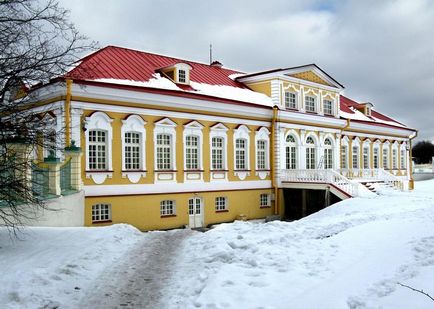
[215,196,228,211]
[121,115,147,182]
[85,112,113,184]
[183,121,204,171]
[260,193,271,207]
[392,144,398,170]
[323,138,333,169]
[154,118,177,171]
[400,143,407,170]
[91,203,111,223]
[210,123,228,171]
[285,134,297,170]
[305,135,317,169]
[233,125,251,180]
[284,91,297,109]
[382,142,390,169]
[305,95,316,113]
[352,146,359,169]
[160,200,176,216]
[363,145,370,169]
[323,99,333,115]
[174,63,192,84]
[341,136,349,169]
[255,127,270,174]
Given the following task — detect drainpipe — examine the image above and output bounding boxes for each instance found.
[65,79,73,147]
[408,130,418,190]
[271,106,279,215]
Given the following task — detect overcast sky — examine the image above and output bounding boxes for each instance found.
[58,0,434,142]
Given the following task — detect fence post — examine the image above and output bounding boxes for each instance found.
[64,141,83,191]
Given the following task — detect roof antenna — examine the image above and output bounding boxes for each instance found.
[209,43,213,65]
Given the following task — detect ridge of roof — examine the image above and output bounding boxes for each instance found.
[236,63,344,88]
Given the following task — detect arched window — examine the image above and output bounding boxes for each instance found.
[383,145,389,169]
[324,138,333,169]
[122,115,146,173]
[363,145,370,169]
[306,136,316,169]
[285,135,297,169]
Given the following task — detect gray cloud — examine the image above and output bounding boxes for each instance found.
[58,0,434,141]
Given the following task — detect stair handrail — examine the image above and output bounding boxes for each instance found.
[378,168,404,191]
[329,169,359,197]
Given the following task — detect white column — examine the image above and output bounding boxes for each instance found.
[335,134,341,169]
[71,108,83,148]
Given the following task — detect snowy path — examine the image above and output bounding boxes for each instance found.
[78,229,194,309]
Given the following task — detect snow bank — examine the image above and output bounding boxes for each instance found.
[0,224,143,309]
[164,180,434,308]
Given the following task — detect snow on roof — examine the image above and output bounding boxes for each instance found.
[340,95,410,129]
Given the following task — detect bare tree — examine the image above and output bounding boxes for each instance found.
[0,0,95,233]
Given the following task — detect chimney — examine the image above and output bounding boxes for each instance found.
[210,60,223,68]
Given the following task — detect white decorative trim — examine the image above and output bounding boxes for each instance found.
[233,125,251,179]
[121,115,147,183]
[86,172,113,185]
[85,112,113,184]
[256,171,270,179]
[210,122,229,173]
[84,180,272,196]
[154,117,177,174]
[255,127,270,171]
[183,121,204,182]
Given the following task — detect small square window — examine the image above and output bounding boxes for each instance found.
[215,197,228,211]
[92,203,111,222]
[323,100,333,115]
[260,194,271,207]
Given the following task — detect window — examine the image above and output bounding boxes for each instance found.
[160,200,176,216]
[92,204,111,222]
[178,69,186,83]
[124,132,141,170]
[285,135,297,169]
[306,136,316,169]
[257,140,267,170]
[323,100,333,115]
[373,148,379,168]
[363,147,370,169]
[215,197,228,211]
[211,137,224,170]
[341,145,348,169]
[383,147,389,169]
[88,130,107,170]
[324,138,333,169]
[156,134,172,170]
[285,92,297,109]
[400,149,406,169]
[305,96,316,112]
[235,138,247,170]
[260,194,271,207]
[392,148,397,169]
[352,146,359,169]
[186,135,199,170]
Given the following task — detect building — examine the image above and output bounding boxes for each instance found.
[24,46,417,230]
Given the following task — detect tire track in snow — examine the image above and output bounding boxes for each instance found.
[78,229,195,309]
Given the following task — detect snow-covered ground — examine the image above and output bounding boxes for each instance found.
[1,180,434,308]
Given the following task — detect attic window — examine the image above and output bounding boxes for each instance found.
[366,106,371,117]
[178,69,186,83]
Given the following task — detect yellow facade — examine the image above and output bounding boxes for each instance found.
[289,71,333,87]
[85,189,273,231]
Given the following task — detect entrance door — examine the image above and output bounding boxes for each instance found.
[188,197,203,228]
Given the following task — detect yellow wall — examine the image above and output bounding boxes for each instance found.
[85,189,274,231]
[245,81,272,97]
[290,71,333,87]
[80,110,271,186]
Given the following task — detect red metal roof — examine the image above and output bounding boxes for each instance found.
[66,45,245,88]
[340,95,412,130]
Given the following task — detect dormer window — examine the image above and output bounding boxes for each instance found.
[366,106,371,117]
[178,69,186,83]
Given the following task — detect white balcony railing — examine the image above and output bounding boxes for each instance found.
[279,169,359,197]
